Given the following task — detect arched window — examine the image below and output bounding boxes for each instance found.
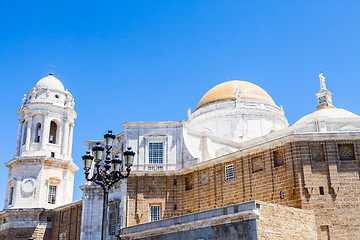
[34,123,41,143]
[22,121,28,145]
[49,121,57,144]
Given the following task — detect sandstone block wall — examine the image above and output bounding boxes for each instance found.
[52,200,82,240]
[120,201,316,240]
[295,139,360,239]
[126,175,176,226]
[257,201,317,240]
[126,142,303,227]
[126,138,360,240]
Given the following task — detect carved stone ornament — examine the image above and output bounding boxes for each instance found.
[21,178,36,193]
[234,88,241,100]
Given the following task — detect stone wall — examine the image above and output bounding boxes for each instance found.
[52,200,82,240]
[126,175,176,226]
[120,201,316,240]
[126,138,360,239]
[257,201,317,239]
[177,141,302,215]
[295,139,360,239]
[126,141,303,226]
[0,209,53,240]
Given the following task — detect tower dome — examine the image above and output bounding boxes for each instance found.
[35,73,65,92]
[197,80,275,110]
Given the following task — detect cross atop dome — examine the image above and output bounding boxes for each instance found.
[315,72,334,111]
[49,63,55,75]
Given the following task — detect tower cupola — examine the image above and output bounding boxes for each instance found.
[16,73,77,160]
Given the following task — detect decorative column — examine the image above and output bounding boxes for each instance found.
[67,122,74,157]
[41,112,50,150]
[25,115,33,151]
[62,119,69,156]
[15,119,23,156]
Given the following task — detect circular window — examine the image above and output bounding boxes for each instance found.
[55,94,60,99]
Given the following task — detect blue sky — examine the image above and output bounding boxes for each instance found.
[1,0,360,204]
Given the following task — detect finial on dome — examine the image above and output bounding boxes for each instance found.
[49,63,55,76]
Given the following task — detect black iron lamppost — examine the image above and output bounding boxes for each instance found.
[82,130,135,240]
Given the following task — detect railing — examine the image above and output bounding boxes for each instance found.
[132,164,177,172]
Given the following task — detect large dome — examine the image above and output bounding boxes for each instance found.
[197,80,275,110]
[35,74,65,91]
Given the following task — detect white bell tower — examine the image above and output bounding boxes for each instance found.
[4,73,79,209]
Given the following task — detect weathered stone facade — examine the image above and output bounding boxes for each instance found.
[120,201,317,240]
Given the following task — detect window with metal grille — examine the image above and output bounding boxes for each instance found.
[338,143,355,161]
[273,149,285,167]
[185,173,193,191]
[199,170,209,186]
[8,187,14,206]
[149,143,163,164]
[150,205,160,222]
[252,155,264,173]
[48,185,57,204]
[225,164,235,181]
[109,212,117,235]
[310,144,325,161]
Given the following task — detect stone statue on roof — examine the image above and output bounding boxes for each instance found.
[319,72,326,90]
[21,94,27,108]
[234,89,241,100]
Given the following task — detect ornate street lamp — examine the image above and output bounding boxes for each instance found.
[82,130,135,240]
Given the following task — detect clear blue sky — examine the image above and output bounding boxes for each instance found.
[1,0,360,205]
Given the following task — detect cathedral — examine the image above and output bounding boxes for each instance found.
[1,72,360,239]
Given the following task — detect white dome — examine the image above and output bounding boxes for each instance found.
[294,107,360,125]
[35,74,65,91]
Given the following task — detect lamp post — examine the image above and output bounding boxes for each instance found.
[82,130,135,240]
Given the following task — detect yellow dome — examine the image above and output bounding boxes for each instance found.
[197,80,275,109]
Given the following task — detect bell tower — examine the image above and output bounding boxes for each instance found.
[4,73,79,209]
